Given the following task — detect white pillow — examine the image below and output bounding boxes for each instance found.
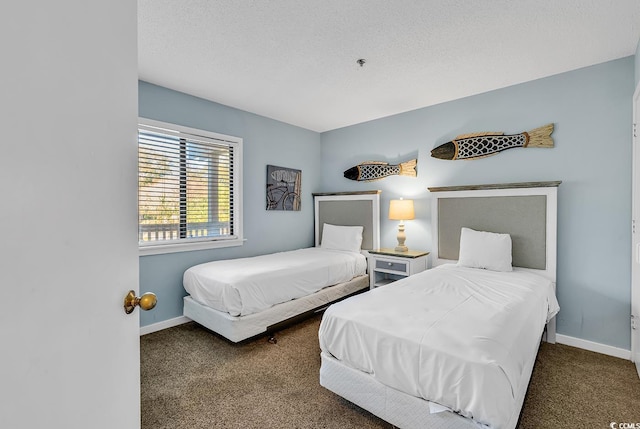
[457,227,513,272]
[321,223,364,253]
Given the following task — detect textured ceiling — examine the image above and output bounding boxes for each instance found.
[138,1,640,132]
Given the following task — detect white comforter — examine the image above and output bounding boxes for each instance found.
[183,247,367,317]
[319,264,559,429]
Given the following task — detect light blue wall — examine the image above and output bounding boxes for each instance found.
[320,57,635,350]
[138,81,322,327]
[140,57,636,349]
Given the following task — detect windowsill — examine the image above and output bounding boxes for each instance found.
[139,237,244,256]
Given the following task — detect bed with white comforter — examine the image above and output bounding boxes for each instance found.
[319,264,559,429]
[319,183,560,429]
[182,190,381,343]
[184,247,367,317]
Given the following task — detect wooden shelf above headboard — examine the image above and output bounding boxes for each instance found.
[428,181,561,193]
[312,190,382,197]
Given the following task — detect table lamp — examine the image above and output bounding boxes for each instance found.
[389,198,415,252]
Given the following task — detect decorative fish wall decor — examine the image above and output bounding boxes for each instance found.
[343,159,417,182]
[431,123,554,160]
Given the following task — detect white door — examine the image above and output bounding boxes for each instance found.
[632,83,640,378]
[0,2,141,428]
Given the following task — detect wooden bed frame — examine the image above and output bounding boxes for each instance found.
[319,182,560,429]
[183,190,381,343]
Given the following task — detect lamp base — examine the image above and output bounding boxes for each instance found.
[395,222,408,252]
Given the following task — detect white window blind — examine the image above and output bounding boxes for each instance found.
[138,119,242,251]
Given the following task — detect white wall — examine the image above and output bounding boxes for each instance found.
[635,37,640,86]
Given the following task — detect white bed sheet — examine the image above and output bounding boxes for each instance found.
[318,264,559,429]
[183,247,367,316]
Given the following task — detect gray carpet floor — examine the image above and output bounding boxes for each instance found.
[141,314,640,428]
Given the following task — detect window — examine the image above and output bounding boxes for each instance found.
[138,118,243,255]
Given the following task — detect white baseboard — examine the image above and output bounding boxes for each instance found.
[556,334,631,360]
[140,315,191,336]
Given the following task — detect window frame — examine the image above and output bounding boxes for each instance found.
[138,117,243,256]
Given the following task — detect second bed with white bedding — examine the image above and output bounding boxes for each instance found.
[184,247,367,317]
[319,264,559,429]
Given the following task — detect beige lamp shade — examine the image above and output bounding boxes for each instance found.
[389,199,415,221]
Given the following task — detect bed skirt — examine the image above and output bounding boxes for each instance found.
[319,339,539,429]
[183,275,369,342]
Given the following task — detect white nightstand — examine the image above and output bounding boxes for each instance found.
[368,248,430,289]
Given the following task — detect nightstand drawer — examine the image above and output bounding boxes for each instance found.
[375,259,408,274]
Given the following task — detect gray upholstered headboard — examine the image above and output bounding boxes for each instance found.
[313,191,381,251]
[428,182,559,281]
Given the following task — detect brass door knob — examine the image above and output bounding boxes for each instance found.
[124,290,157,314]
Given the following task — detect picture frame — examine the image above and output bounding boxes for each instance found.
[266,165,301,211]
